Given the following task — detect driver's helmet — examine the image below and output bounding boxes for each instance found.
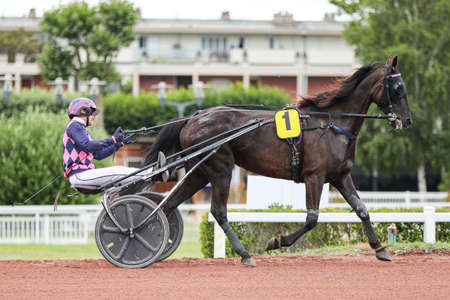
[67,97,99,119]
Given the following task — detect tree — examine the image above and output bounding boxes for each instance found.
[331,0,450,191]
[0,27,42,63]
[39,0,139,89]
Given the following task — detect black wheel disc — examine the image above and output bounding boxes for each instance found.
[157,207,183,261]
[95,195,169,268]
[138,192,184,261]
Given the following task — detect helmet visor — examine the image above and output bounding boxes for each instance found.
[91,107,101,116]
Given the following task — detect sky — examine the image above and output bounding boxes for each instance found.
[0,0,341,21]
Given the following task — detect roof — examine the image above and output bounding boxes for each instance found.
[0,16,344,36]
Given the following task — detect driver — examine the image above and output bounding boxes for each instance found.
[62,97,150,188]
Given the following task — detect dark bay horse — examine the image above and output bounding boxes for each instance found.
[144,56,412,266]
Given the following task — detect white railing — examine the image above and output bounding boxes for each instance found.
[0,203,245,244]
[208,207,450,258]
[0,205,98,244]
[0,192,448,245]
[328,191,449,208]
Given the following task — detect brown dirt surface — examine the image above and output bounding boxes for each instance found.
[0,254,449,300]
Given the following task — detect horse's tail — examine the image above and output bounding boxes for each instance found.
[143,119,187,166]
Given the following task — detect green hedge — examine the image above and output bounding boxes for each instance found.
[1,84,291,135]
[0,88,83,116]
[103,83,291,134]
[202,82,291,108]
[0,108,110,205]
[200,208,450,258]
[103,92,178,135]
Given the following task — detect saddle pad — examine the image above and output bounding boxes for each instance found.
[275,109,301,139]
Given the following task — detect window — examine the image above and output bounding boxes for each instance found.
[201,36,229,61]
[238,37,245,49]
[201,37,228,51]
[269,37,275,49]
[139,36,147,49]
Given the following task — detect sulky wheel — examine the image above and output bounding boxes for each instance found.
[95,195,169,268]
[138,192,184,262]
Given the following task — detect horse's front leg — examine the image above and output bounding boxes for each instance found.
[333,173,391,261]
[265,176,323,250]
[210,175,256,267]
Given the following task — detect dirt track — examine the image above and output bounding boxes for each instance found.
[0,254,449,299]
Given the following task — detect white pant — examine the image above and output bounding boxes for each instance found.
[69,166,152,187]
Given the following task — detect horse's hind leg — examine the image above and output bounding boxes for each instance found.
[265,176,323,251]
[206,147,255,266]
[333,173,391,261]
[210,174,255,267]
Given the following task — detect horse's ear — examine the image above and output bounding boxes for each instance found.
[385,55,393,66]
[392,56,398,70]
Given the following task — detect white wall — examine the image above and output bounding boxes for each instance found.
[246,175,329,209]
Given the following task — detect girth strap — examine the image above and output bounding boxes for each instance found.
[287,138,301,183]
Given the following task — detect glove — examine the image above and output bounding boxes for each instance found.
[123,136,133,144]
[112,126,124,143]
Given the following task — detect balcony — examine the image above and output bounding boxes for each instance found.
[137,48,198,63]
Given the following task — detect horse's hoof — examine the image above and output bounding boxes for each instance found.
[265,237,280,251]
[242,257,256,267]
[375,246,392,261]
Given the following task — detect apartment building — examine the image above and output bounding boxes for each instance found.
[0,11,356,99]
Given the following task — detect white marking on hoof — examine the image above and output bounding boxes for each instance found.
[242,257,256,267]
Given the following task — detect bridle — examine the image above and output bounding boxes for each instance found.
[375,65,403,122]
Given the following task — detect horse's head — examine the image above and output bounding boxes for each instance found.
[374,56,412,130]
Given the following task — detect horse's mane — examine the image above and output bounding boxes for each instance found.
[297,62,382,108]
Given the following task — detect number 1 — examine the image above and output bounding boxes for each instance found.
[282,111,291,130]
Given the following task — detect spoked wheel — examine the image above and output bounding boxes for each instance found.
[138,192,184,262]
[95,195,169,268]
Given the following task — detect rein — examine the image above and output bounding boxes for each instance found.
[123,116,195,140]
[122,106,394,144]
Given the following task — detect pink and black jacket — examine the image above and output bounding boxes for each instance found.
[62,118,120,177]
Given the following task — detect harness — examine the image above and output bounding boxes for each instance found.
[284,64,404,182]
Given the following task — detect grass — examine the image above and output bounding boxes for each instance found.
[167,220,202,259]
[0,243,103,260]
[300,242,450,256]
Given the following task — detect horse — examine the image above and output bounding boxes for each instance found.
[144,56,412,266]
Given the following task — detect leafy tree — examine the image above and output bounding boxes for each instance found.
[39,0,139,89]
[38,41,74,82]
[331,0,450,191]
[0,27,42,63]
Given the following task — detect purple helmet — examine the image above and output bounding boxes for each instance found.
[67,98,99,119]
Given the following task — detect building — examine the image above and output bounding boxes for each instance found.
[0,11,357,99]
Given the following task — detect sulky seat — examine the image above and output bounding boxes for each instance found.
[71,183,103,195]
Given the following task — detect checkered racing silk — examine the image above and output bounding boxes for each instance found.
[62,117,120,178]
[62,119,96,177]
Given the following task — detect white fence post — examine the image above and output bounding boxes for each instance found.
[214,221,226,258]
[405,190,411,208]
[35,213,40,243]
[423,206,436,243]
[81,213,89,244]
[43,214,50,244]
